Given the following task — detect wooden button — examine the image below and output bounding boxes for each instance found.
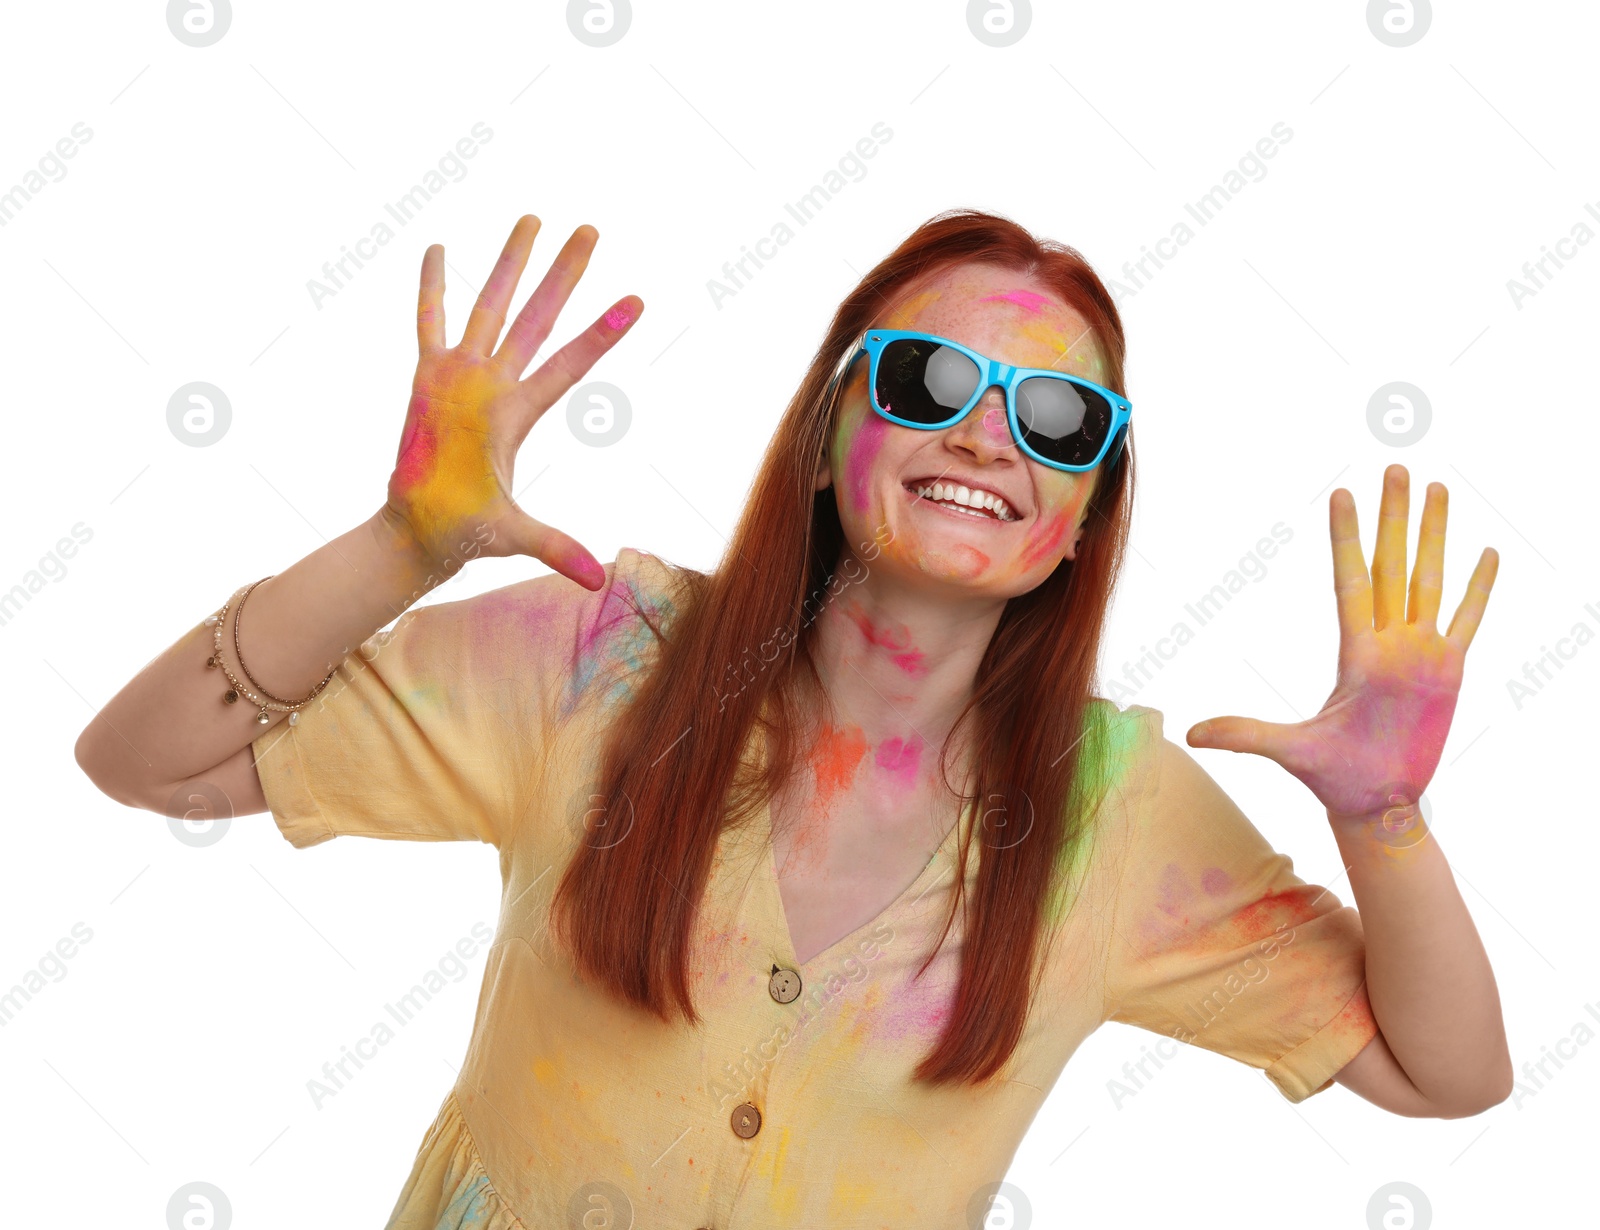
[767,965,801,1004]
[730,1101,762,1139]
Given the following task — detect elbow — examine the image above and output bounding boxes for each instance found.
[73,724,108,793]
[74,724,148,810]
[1428,1059,1515,1119]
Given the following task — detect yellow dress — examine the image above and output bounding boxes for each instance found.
[251,548,1378,1229]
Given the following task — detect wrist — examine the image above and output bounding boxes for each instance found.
[1327,796,1433,862]
[367,506,469,612]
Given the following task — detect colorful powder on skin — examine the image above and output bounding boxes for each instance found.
[603,300,635,330]
[1018,509,1072,571]
[391,368,503,547]
[978,289,1050,314]
[949,544,990,575]
[884,288,943,328]
[844,604,927,676]
[840,409,889,515]
[810,723,869,813]
[979,405,1010,444]
[873,736,923,789]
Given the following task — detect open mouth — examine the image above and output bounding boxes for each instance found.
[903,479,1018,523]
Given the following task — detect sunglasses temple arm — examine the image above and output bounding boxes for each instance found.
[822,336,868,403]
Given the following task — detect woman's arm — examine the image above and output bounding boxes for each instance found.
[75,214,644,815]
[73,507,449,813]
[1187,465,1509,1117]
[1327,815,1511,1117]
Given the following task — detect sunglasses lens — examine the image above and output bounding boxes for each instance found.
[876,339,980,424]
[1016,377,1113,469]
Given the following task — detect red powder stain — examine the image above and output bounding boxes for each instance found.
[873,735,923,789]
[951,543,990,574]
[394,400,438,488]
[1018,510,1070,571]
[604,300,636,330]
[979,290,1049,314]
[980,406,1010,443]
[1329,983,1379,1039]
[843,412,889,514]
[1200,867,1232,897]
[1229,886,1326,937]
[811,723,869,812]
[845,604,927,676]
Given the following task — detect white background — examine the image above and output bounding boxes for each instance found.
[2,1,1594,1226]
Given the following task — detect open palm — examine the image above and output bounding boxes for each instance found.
[385,214,643,590]
[1186,465,1499,824]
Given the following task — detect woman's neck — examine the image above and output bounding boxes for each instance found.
[805,558,1007,756]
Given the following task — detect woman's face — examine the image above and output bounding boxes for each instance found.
[817,263,1112,600]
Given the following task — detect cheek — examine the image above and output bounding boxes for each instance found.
[841,411,890,515]
[1018,511,1072,571]
[1016,482,1091,572]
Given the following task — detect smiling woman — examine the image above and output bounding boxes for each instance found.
[75,206,1510,1229]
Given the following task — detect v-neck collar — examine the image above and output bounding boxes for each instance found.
[757,792,974,970]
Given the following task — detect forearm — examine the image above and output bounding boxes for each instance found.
[1330,807,1511,1112]
[76,505,456,799]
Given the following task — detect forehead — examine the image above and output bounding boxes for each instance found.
[879,262,1106,383]
[876,263,1113,383]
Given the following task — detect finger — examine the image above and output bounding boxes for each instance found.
[495,506,606,591]
[1408,481,1447,629]
[497,224,600,376]
[1186,715,1298,764]
[1371,464,1410,631]
[511,295,646,443]
[417,244,445,353]
[1330,487,1372,643]
[1445,547,1499,653]
[460,215,542,355]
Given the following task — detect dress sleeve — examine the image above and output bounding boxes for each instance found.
[249,547,685,850]
[1102,708,1379,1103]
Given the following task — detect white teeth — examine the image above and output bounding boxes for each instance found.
[910,481,1015,522]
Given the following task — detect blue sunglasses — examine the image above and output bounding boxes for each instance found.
[826,328,1131,473]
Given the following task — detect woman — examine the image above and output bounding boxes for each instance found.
[76,208,1511,1228]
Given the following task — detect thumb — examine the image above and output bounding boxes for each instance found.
[1185,714,1292,760]
[497,507,607,591]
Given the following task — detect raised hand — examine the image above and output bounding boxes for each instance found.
[1185,465,1499,825]
[385,214,643,590]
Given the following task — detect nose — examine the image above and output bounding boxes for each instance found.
[944,385,1017,462]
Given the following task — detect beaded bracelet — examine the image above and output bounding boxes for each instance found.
[204,577,337,726]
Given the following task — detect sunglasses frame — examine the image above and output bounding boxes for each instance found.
[825,327,1132,474]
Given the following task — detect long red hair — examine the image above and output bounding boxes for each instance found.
[549,207,1137,1084]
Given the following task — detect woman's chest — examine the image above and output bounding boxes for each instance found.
[767,775,964,966]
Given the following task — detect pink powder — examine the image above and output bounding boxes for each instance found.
[843,412,889,514]
[873,736,923,789]
[979,290,1049,314]
[1201,867,1232,896]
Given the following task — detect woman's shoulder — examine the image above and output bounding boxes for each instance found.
[462,546,696,639]
[1078,698,1166,787]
